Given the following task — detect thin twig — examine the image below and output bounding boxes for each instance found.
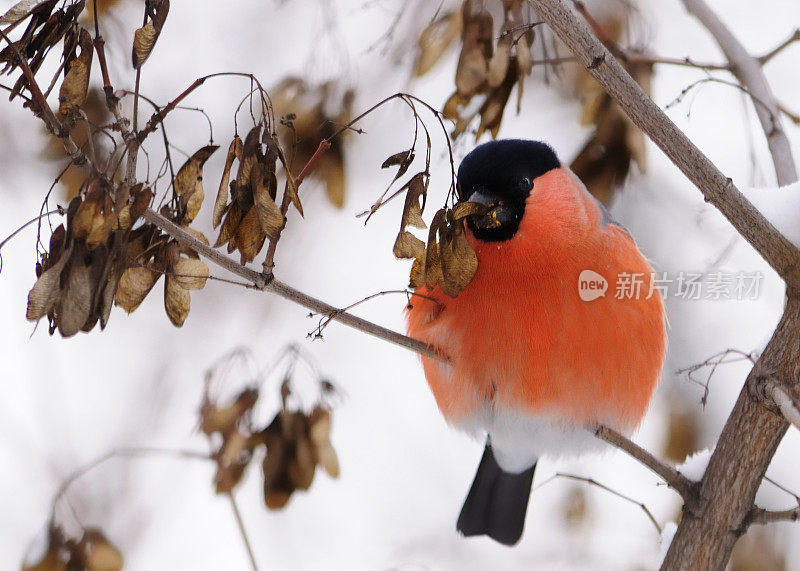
[227,492,259,571]
[50,447,211,521]
[534,471,662,534]
[0,209,64,252]
[681,0,797,185]
[136,73,271,143]
[593,425,695,498]
[308,289,436,338]
[758,28,800,65]
[141,208,444,361]
[628,54,729,71]
[0,26,62,135]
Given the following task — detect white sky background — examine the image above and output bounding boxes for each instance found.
[1,0,800,569]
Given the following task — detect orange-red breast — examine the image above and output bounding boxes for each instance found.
[406,139,666,545]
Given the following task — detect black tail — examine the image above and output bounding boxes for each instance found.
[456,443,536,546]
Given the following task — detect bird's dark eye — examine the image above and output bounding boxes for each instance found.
[518,177,532,191]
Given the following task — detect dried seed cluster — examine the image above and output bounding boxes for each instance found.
[26,181,154,335]
[415,0,534,140]
[200,359,340,509]
[23,526,123,571]
[567,11,651,204]
[213,125,296,264]
[271,78,352,208]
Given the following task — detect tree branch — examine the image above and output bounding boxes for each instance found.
[758,28,800,65]
[680,0,798,185]
[593,425,695,498]
[748,506,800,525]
[141,208,443,362]
[768,383,800,432]
[528,0,800,282]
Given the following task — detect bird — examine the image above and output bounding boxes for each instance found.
[405,139,667,545]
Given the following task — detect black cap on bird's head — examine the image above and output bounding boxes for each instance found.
[457,139,560,242]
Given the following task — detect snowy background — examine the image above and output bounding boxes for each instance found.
[1,0,800,569]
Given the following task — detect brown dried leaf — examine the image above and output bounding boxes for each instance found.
[58,27,92,115]
[252,164,283,239]
[174,145,218,223]
[284,171,304,215]
[400,172,428,230]
[439,220,478,297]
[213,136,242,228]
[45,224,67,269]
[172,257,208,290]
[201,405,237,436]
[262,420,293,509]
[132,22,157,69]
[289,443,316,490]
[414,10,462,77]
[393,230,425,260]
[409,256,426,289]
[477,58,518,140]
[131,0,169,69]
[57,258,95,337]
[80,529,123,571]
[26,252,68,321]
[164,275,190,327]
[115,265,159,313]
[72,183,102,240]
[0,0,43,25]
[236,126,262,195]
[202,389,258,437]
[215,429,251,492]
[318,150,345,208]
[309,407,339,478]
[214,202,243,249]
[455,3,493,97]
[419,209,447,289]
[116,205,132,230]
[233,206,266,264]
[98,271,119,329]
[86,196,117,248]
[381,150,412,168]
[487,35,511,88]
[451,201,490,220]
[516,30,533,78]
[381,150,415,182]
[173,160,200,197]
[443,91,471,124]
[129,185,152,222]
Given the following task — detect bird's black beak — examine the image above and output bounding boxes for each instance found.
[463,189,518,229]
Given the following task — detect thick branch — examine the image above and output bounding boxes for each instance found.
[593,425,695,498]
[681,0,797,185]
[141,208,442,362]
[528,0,800,283]
[749,505,800,525]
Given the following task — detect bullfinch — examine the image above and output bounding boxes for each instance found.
[406,139,666,545]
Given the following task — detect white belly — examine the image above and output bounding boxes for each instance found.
[453,404,613,473]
